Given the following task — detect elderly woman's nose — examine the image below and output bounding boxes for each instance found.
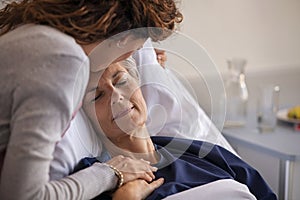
[111,89,124,105]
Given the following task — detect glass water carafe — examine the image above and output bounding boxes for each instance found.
[224,58,249,127]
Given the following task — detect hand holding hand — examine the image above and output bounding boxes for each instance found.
[113,178,164,200]
[106,155,158,183]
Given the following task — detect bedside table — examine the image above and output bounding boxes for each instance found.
[222,121,300,200]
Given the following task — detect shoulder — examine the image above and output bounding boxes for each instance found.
[0,24,90,123]
[0,24,89,93]
[0,24,87,62]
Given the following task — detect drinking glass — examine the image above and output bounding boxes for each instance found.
[257,85,280,132]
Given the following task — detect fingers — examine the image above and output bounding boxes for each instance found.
[140,159,157,170]
[144,173,153,182]
[148,165,158,173]
[143,170,157,182]
[147,171,155,180]
[150,178,164,190]
[133,160,157,181]
[140,178,165,199]
[107,156,160,183]
[140,159,157,174]
[124,170,155,183]
[109,156,157,174]
[112,178,164,200]
[154,48,167,68]
[157,54,167,67]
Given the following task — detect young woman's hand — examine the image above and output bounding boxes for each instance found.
[113,178,164,200]
[106,155,158,183]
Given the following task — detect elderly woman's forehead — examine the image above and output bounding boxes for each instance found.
[89,57,137,85]
[109,62,126,70]
[92,62,125,77]
[103,62,127,75]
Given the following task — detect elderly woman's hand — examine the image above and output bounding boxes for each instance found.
[154,48,167,68]
[113,178,164,200]
[106,155,158,183]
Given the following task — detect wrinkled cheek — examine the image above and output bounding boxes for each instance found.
[132,111,146,126]
[96,111,108,129]
[114,114,136,134]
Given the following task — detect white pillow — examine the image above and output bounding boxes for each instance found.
[50,109,102,180]
[133,39,236,154]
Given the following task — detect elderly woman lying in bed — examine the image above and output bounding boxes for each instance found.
[80,58,277,200]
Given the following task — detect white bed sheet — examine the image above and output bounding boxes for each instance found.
[163,179,256,200]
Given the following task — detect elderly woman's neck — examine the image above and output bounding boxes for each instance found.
[105,126,159,163]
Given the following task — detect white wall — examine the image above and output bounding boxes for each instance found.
[178,0,300,73]
[176,2,300,198]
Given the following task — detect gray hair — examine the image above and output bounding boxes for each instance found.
[119,56,140,82]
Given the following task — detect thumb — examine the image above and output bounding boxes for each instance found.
[142,178,164,199]
[150,178,164,189]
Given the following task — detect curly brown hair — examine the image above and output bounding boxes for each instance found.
[0,0,183,44]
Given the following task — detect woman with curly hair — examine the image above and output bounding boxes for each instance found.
[0,0,182,199]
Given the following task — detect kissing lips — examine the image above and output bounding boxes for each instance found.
[112,106,135,121]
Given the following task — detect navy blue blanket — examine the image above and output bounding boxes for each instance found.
[75,136,277,200]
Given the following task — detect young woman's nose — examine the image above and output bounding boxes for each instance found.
[111,89,124,105]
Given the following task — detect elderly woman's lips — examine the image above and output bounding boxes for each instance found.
[112,106,134,121]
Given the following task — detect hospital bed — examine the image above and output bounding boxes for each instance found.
[50,39,257,199]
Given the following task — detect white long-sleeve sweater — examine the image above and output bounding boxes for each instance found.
[0,24,117,200]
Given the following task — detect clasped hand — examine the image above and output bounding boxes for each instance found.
[106,155,164,200]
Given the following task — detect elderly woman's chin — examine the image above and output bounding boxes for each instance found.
[114,115,148,139]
